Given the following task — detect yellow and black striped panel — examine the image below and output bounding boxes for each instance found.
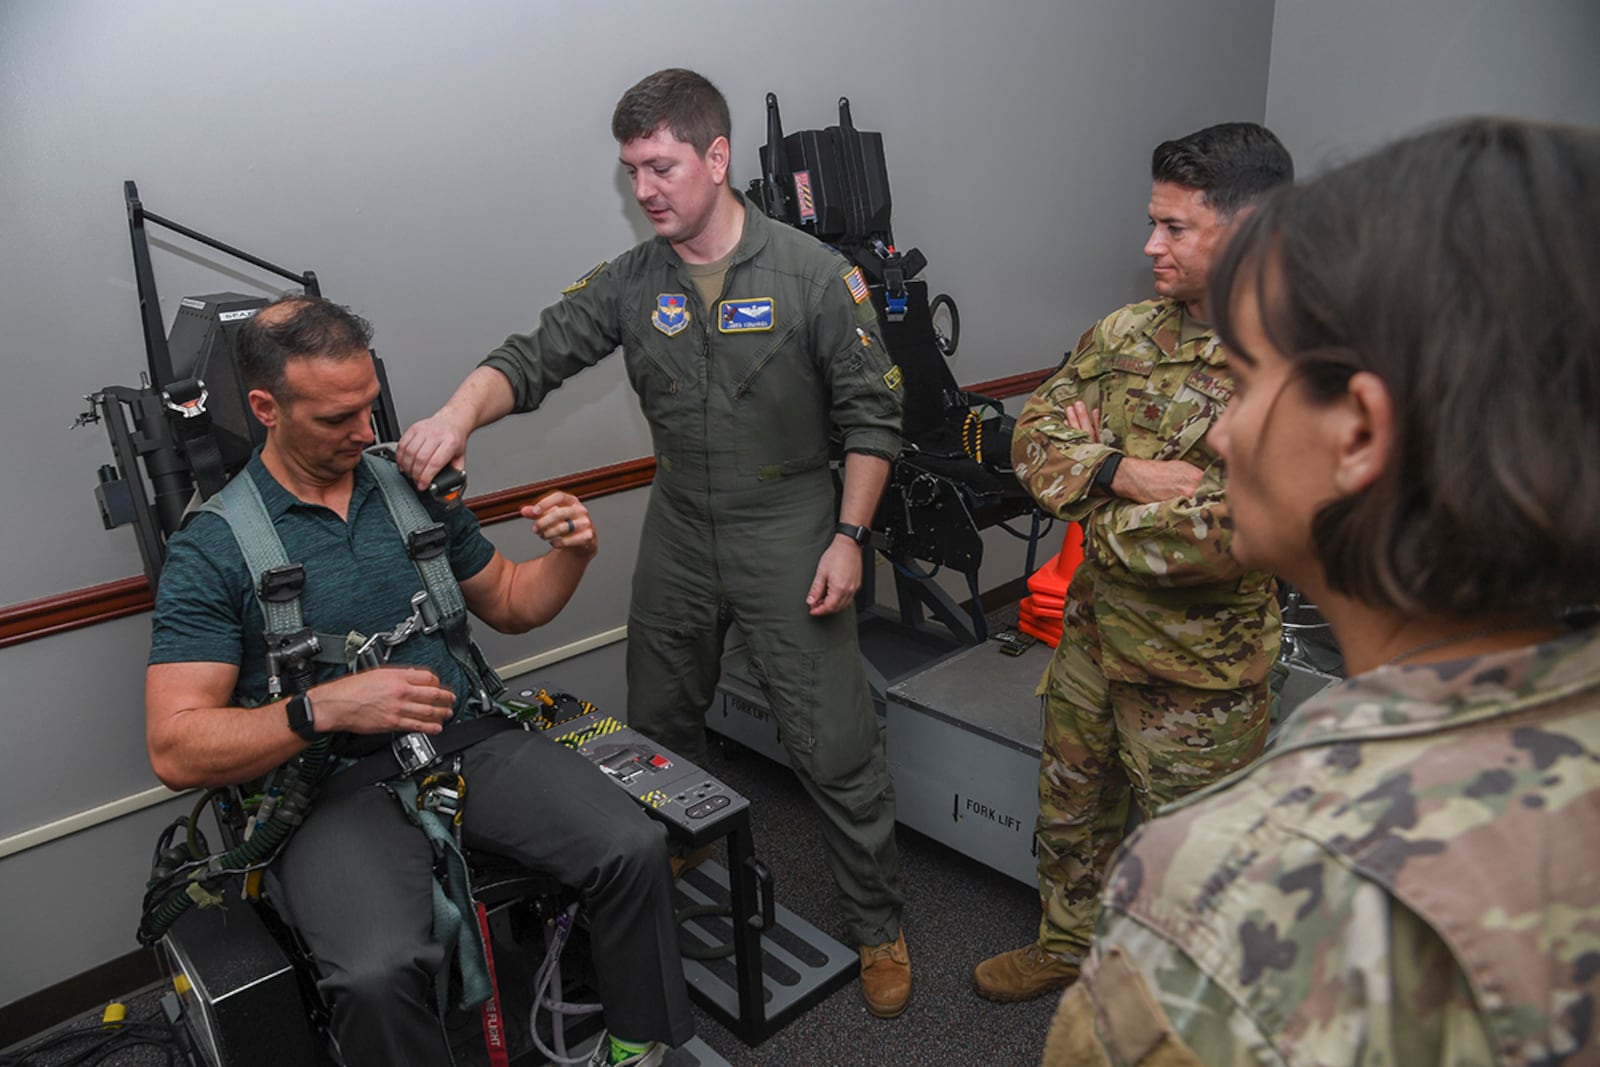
[550,715,627,750]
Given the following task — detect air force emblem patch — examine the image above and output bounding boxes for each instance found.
[652,293,690,336]
[718,297,774,333]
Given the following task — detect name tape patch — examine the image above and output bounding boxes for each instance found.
[718,297,774,333]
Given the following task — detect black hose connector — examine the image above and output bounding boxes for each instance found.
[136,739,333,945]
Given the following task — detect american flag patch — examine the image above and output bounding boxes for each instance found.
[843,266,869,305]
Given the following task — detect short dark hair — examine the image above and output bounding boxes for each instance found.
[1211,117,1600,615]
[236,296,373,400]
[611,68,731,154]
[1152,122,1294,218]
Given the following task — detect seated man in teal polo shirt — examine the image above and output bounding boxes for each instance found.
[145,296,691,1067]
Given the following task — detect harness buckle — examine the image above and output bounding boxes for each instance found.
[407,523,449,561]
[417,771,465,824]
[411,590,442,634]
[392,731,438,777]
[162,377,210,419]
[258,564,306,604]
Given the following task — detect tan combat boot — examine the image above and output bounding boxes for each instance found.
[859,929,912,1018]
[972,943,1079,1002]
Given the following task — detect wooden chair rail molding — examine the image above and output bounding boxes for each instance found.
[1,369,1052,649]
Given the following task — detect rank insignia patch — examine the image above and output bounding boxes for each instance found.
[883,364,903,391]
[843,266,870,305]
[718,297,774,333]
[561,261,607,294]
[652,293,690,336]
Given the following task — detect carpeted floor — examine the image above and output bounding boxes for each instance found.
[685,738,1058,1067]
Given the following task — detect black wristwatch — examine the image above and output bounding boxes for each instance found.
[834,522,872,546]
[286,693,318,741]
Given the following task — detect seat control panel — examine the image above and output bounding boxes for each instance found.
[502,682,750,844]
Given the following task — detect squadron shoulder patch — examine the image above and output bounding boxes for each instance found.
[843,266,870,305]
[562,261,607,294]
[718,297,774,333]
[652,293,690,336]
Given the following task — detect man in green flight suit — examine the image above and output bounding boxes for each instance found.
[972,123,1292,1003]
[398,68,913,1018]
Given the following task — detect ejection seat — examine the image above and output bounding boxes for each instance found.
[160,797,602,1067]
[144,453,608,1066]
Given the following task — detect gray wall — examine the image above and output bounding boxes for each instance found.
[1266,0,1600,173]
[0,0,1279,1006]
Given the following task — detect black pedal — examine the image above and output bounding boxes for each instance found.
[991,627,1036,657]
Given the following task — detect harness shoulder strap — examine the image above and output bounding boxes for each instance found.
[196,470,303,639]
[363,454,504,701]
[362,454,466,620]
[195,469,351,678]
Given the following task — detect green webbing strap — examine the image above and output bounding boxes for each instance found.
[198,472,301,640]
[362,454,504,701]
[196,474,350,671]
[385,777,492,1013]
[362,454,466,620]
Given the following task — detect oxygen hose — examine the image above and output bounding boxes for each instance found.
[137,736,333,945]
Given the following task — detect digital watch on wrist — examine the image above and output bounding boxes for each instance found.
[286,693,318,741]
[834,522,871,546]
[1093,453,1123,496]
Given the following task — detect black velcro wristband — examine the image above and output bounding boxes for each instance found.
[1093,453,1122,495]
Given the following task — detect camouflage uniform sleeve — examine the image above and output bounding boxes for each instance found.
[479,259,625,414]
[1065,919,1277,1066]
[1085,482,1247,588]
[1082,884,1500,1067]
[1011,325,1118,523]
[816,262,902,460]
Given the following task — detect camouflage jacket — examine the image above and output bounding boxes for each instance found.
[1055,624,1600,1066]
[1012,299,1278,688]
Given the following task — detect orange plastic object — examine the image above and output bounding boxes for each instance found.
[1025,523,1084,601]
[1016,595,1064,647]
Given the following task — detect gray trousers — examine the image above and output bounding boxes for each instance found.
[273,728,694,1067]
[625,479,905,947]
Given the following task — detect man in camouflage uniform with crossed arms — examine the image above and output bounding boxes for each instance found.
[973,122,1292,1002]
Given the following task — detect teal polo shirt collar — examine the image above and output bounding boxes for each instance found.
[242,449,379,524]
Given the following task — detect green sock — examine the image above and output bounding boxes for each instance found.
[609,1035,651,1064]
